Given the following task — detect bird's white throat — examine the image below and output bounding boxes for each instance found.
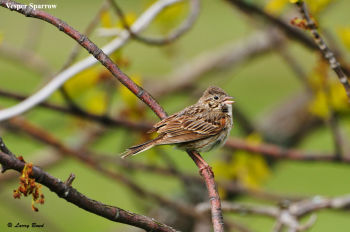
[226,103,233,124]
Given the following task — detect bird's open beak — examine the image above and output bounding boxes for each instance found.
[223,96,235,105]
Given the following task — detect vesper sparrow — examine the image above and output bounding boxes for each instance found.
[121,86,234,158]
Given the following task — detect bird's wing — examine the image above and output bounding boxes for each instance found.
[152,111,226,144]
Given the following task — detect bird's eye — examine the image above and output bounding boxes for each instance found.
[213,96,219,100]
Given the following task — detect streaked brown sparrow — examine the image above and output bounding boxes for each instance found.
[121,86,234,158]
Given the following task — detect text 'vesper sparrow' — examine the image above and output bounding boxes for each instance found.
[121,86,234,158]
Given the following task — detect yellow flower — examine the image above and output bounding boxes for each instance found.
[100,10,112,28]
[85,91,108,115]
[63,66,101,97]
[119,74,143,108]
[308,90,330,119]
[265,0,290,14]
[338,27,350,51]
[116,13,137,28]
[213,133,270,191]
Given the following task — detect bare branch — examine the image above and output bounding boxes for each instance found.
[146,28,283,98]
[197,201,278,217]
[223,0,350,77]
[199,193,350,231]
[108,0,200,45]
[0,88,153,131]
[224,0,315,48]
[0,149,177,232]
[0,42,52,77]
[225,138,350,163]
[5,117,199,220]
[187,150,224,232]
[0,136,16,172]
[290,195,350,216]
[294,0,350,101]
[0,148,62,182]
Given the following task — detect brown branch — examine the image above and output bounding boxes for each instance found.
[0,88,152,131]
[277,45,311,91]
[197,200,317,232]
[97,154,305,203]
[225,220,254,232]
[187,150,224,232]
[197,201,278,217]
[0,137,16,172]
[0,149,62,183]
[198,193,350,231]
[22,19,44,51]
[316,59,345,160]
[223,0,350,77]
[0,126,106,184]
[290,195,350,216]
[0,149,177,232]
[225,138,350,163]
[257,91,321,146]
[5,117,199,220]
[327,111,344,160]
[108,0,200,45]
[224,0,315,48]
[295,0,350,101]
[0,42,52,77]
[146,28,283,98]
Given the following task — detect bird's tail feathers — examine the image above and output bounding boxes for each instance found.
[121,138,160,159]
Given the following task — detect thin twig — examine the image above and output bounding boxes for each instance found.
[22,19,43,51]
[0,126,106,184]
[225,138,350,163]
[0,148,63,183]
[224,0,315,48]
[108,0,200,45]
[0,42,52,77]
[197,201,278,217]
[0,136,16,172]
[277,45,311,91]
[224,0,350,77]
[5,117,199,220]
[0,150,178,232]
[146,29,283,98]
[294,0,350,101]
[0,88,152,131]
[187,150,224,232]
[317,59,345,160]
[198,193,350,232]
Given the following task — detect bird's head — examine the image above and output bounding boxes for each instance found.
[199,86,234,112]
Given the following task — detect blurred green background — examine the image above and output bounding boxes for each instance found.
[0,0,350,231]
